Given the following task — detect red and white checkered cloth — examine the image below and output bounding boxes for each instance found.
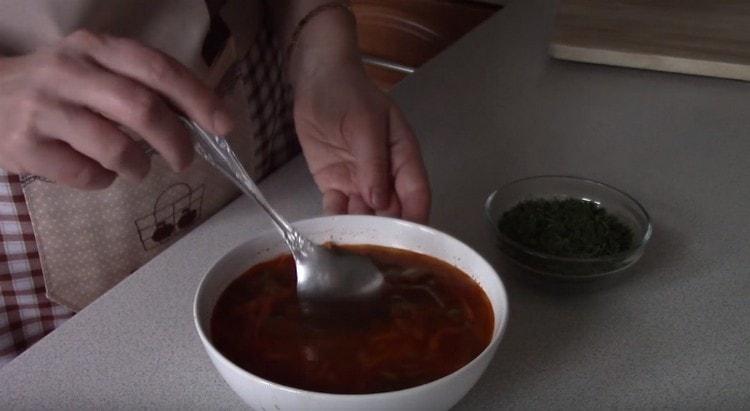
[0,171,73,367]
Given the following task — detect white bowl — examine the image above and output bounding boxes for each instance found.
[194,215,509,411]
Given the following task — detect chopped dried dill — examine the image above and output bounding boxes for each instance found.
[498,198,633,258]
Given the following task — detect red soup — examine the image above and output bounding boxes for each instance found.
[210,244,494,394]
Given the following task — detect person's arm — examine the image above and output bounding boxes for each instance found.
[266,1,432,223]
[268,1,359,86]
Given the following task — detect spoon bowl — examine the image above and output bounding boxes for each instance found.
[295,243,384,302]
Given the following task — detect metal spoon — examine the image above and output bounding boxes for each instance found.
[180,118,384,304]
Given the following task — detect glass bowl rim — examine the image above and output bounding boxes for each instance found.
[484,175,653,264]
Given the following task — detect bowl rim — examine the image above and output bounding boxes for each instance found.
[193,214,509,399]
[484,175,653,264]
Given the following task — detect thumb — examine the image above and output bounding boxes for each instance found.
[347,113,391,210]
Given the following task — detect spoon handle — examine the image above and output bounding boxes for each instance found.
[180,118,312,255]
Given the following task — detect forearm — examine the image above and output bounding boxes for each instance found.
[266,1,360,87]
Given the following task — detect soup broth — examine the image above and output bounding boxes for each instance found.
[210,244,494,394]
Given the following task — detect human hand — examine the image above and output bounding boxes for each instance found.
[293,59,431,223]
[0,30,233,189]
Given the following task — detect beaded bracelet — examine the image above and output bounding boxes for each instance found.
[284,2,354,67]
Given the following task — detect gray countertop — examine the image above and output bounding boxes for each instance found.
[2,0,749,409]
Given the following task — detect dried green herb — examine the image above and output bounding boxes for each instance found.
[498,198,633,258]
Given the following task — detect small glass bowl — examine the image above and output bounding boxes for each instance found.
[484,176,652,281]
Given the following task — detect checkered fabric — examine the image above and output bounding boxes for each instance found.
[0,171,73,367]
[0,14,299,367]
[216,23,299,180]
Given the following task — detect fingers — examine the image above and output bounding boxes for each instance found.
[322,190,347,215]
[322,190,377,216]
[306,103,428,222]
[21,139,116,190]
[51,58,194,171]
[0,30,224,190]
[395,161,430,224]
[347,194,372,215]
[36,101,150,182]
[64,30,233,135]
[345,113,391,211]
[374,191,401,218]
[389,106,431,224]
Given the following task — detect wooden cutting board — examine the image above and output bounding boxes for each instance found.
[550,0,750,81]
